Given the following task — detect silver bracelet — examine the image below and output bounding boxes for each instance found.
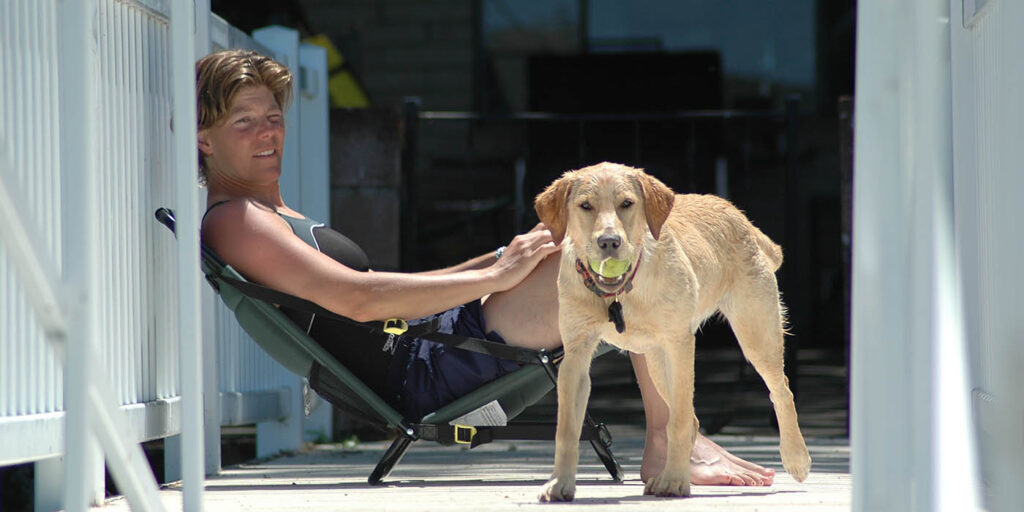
[495,245,506,260]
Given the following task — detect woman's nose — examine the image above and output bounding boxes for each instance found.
[257,119,282,138]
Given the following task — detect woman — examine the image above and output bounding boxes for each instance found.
[196,49,774,486]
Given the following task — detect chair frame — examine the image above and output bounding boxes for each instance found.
[155,208,624,484]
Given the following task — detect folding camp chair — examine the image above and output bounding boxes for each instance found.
[155,208,624,484]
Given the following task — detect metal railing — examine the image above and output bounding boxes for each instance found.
[400,98,801,272]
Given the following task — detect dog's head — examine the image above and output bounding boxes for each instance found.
[535,162,675,294]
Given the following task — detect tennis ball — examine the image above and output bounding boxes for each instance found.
[588,257,630,279]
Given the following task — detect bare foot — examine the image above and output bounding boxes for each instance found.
[641,432,775,486]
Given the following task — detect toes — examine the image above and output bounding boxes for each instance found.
[738,472,756,486]
[692,463,774,487]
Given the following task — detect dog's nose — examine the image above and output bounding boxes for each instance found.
[597,234,621,251]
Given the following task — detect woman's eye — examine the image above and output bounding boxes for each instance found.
[579,201,592,211]
[268,114,282,124]
[234,117,251,125]
[621,199,634,208]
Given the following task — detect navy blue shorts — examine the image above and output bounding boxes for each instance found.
[385,300,520,420]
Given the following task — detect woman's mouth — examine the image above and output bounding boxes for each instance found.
[254,149,276,157]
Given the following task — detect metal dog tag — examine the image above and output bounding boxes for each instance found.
[608,300,625,333]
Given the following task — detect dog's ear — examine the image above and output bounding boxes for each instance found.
[534,172,573,243]
[637,172,675,240]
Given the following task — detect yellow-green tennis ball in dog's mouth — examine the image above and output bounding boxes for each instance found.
[588,257,630,279]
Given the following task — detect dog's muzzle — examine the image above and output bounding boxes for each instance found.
[575,254,641,298]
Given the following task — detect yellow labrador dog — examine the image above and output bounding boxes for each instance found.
[535,162,811,501]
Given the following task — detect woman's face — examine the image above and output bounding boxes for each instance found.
[198,85,285,187]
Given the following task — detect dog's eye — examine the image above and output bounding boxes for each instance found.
[620,199,634,208]
[579,201,592,211]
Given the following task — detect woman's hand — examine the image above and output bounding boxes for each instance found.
[488,227,559,291]
[527,222,548,233]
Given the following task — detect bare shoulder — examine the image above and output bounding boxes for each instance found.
[202,199,286,249]
[200,199,303,280]
[199,198,368,306]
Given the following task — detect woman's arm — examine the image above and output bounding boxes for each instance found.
[415,224,549,276]
[415,252,496,276]
[203,200,557,322]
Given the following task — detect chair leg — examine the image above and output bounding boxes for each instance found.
[583,414,624,483]
[368,435,413,485]
[589,437,624,483]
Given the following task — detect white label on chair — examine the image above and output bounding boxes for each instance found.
[448,400,508,426]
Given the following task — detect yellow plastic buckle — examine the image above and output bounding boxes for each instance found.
[383,318,408,335]
[454,424,477,445]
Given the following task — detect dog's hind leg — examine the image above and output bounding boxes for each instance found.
[641,336,697,497]
[539,337,600,502]
[721,278,812,482]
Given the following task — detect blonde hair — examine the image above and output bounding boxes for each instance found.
[195,49,293,182]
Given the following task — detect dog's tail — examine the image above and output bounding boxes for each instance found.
[753,228,784,272]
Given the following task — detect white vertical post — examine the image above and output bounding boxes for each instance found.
[984,2,1024,508]
[251,26,306,458]
[917,0,981,502]
[171,0,205,510]
[57,0,106,509]
[299,43,330,224]
[852,1,981,511]
[297,42,332,440]
[254,27,303,208]
[192,0,223,478]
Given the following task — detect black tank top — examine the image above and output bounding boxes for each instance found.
[205,201,395,395]
[272,213,399,396]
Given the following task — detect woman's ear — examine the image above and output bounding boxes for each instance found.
[637,171,675,240]
[197,129,213,156]
[534,171,574,244]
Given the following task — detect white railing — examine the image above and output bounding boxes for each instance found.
[0,0,331,510]
[0,0,65,423]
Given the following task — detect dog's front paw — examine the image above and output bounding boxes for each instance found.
[780,441,812,482]
[643,471,691,497]
[539,476,576,502]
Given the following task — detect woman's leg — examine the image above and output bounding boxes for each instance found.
[480,253,562,350]
[630,353,775,486]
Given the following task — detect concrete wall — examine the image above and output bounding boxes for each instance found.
[329,107,403,270]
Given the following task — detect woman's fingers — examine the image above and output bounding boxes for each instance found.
[518,227,553,248]
[530,240,559,259]
[527,222,548,233]
[490,229,558,290]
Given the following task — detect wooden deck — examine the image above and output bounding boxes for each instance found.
[97,427,850,511]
